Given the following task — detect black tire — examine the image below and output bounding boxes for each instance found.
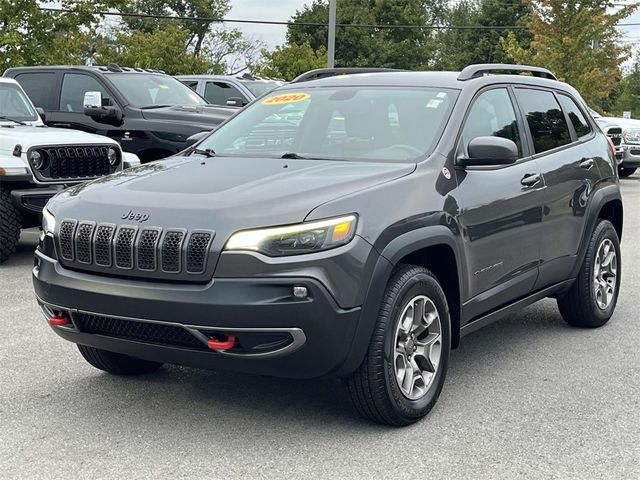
[77,344,163,375]
[0,187,21,264]
[557,219,621,328]
[346,265,451,426]
[618,167,636,178]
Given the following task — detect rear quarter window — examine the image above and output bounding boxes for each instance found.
[557,94,592,138]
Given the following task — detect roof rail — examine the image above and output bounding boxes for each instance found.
[457,64,557,81]
[291,67,403,83]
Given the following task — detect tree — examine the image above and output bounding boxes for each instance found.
[434,0,531,70]
[285,0,448,69]
[94,25,210,75]
[250,42,327,81]
[501,0,638,107]
[613,55,640,117]
[0,0,123,69]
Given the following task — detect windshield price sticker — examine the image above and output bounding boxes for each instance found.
[262,93,310,105]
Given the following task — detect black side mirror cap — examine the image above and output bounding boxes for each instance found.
[186,130,212,147]
[35,107,46,123]
[83,105,123,123]
[461,136,519,166]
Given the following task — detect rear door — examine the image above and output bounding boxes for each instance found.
[456,87,545,321]
[513,88,601,288]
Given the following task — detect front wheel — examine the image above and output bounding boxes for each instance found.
[346,265,451,426]
[557,219,621,328]
[619,167,636,178]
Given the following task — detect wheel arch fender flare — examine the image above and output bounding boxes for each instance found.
[338,225,465,376]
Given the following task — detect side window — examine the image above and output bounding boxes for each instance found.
[204,81,246,106]
[461,88,523,158]
[14,73,56,108]
[60,74,110,112]
[557,94,592,138]
[514,88,571,153]
[181,80,199,91]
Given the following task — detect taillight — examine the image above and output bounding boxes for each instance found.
[607,136,616,156]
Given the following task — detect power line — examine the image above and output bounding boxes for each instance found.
[37,7,640,31]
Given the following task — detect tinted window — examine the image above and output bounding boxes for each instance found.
[14,72,55,108]
[198,87,457,162]
[60,74,109,112]
[181,80,199,91]
[558,94,591,138]
[204,81,247,106]
[461,88,523,157]
[515,88,571,153]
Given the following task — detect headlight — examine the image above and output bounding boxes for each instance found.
[107,147,120,167]
[42,207,56,235]
[29,150,46,170]
[225,215,357,256]
[623,129,640,144]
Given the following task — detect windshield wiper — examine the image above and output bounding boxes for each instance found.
[140,104,172,110]
[0,115,28,125]
[193,148,216,158]
[281,152,307,159]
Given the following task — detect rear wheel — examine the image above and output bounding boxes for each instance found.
[0,187,21,264]
[77,345,163,375]
[346,265,451,426]
[557,219,621,328]
[619,167,636,178]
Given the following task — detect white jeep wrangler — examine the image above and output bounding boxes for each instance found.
[0,77,140,263]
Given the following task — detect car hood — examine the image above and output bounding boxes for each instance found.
[140,105,235,126]
[48,156,415,232]
[0,125,118,155]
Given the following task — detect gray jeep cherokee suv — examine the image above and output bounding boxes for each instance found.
[33,65,623,426]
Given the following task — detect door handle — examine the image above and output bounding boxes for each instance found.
[52,123,71,128]
[580,158,595,169]
[521,173,541,187]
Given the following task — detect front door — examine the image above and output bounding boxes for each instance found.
[456,87,545,322]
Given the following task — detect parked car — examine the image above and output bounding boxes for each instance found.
[34,65,623,426]
[589,108,640,177]
[177,73,283,107]
[3,65,235,163]
[0,77,140,263]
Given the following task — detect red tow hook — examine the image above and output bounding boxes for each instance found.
[48,311,71,327]
[207,334,237,351]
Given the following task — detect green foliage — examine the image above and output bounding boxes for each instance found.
[95,25,210,75]
[250,42,327,81]
[285,0,447,69]
[434,0,530,70]
[613,56,640,118]
[0,0,123,70]
[501,0,638,107]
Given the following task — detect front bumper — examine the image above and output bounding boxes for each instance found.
[10,187,61,215]
[33,249,363,379]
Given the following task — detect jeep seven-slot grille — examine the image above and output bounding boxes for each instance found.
[56,221,214,280]
[32,146,118,181]
[74,313,206,350]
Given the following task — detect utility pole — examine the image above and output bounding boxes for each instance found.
[327,0,336,68]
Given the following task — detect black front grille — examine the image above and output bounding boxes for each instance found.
[33,145,118,181]
[56,220,215,281]
[606,127,623,147]
[75,313,206,350]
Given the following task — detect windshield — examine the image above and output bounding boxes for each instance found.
[240,80,283,98]
[108,73,207,108]
[0,83,38,122]
[197,86,457,162]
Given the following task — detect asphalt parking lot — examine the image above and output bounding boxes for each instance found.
[1,178,639,480]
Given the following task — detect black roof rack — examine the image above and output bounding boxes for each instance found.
[458,64,557,81]
[291,67,404,83]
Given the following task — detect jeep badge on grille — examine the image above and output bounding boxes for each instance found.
[121,210,150,223]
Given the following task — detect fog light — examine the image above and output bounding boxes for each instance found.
[293,286,308,298]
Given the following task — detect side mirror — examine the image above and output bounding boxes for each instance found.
[186,130,212,147]
[83,91,123,124]
[35,107,46,123]
[83,91,102,109]
[462,136,518,166]
[225,97,245,108]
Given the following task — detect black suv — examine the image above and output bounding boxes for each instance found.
[33,65,623,426]
[3,65,234,162]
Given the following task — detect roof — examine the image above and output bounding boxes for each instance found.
[175,74,281,82]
